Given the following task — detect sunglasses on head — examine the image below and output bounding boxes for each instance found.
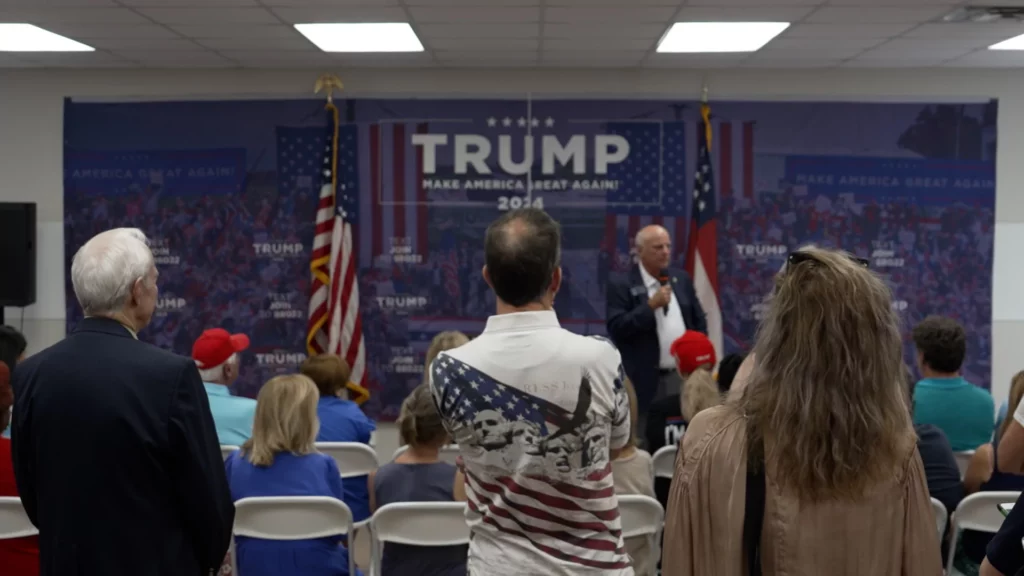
[786,251,870,269]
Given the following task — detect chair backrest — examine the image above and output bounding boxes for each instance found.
[953,450,975,478]
[652,445,677,479]
[392,444,460,465]
[316,442,379,478]
[220,445,239,461]
[0,497,37,540]
[233,496,354,540]
[951,491,1020,534]
[371,502,469,546]
[931,497,948,539]
[617,494,665,539]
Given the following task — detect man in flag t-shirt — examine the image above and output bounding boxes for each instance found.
[430,208,634,576]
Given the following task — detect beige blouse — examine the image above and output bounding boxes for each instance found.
[662,405,942,576]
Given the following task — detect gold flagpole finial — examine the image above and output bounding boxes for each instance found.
[314,73,344,103]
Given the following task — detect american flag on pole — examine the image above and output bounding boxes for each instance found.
[306,102,369,404]
[686,103,724,361]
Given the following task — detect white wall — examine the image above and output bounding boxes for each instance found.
[3,67,1023,457]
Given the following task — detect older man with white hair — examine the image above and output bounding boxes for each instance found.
[192,327,256,446]
[11,228,234,576]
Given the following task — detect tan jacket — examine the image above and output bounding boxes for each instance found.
[662,405,943,576]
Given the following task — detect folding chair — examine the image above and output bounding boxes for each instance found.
[391,444,461,465]
[0,497,36,540]
[232,496,355,576]
[369,502,469,576]
[316,442,380,479]
[946,491,1021,575]
[931,497,948,540]
[220,445,239,461]
[953,450,975,478]
[617,494,665,571]
[652,445,677,480]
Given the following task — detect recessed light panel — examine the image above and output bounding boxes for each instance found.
[657,22,790,53]
[0,23,94,52]
[295,23,424,53]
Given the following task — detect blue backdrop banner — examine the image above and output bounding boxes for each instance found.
[63,98,997,420]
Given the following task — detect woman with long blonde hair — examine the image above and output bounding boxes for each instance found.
[662,247,941,576]
[226,374,356,576]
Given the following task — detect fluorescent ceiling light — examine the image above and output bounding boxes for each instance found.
[0,23,94,52]
[295,23,423,53]
[989,33,1024,50]
[657,22,790,53]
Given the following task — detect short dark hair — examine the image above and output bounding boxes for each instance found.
[484,208,561,307]
[716,353,746,394]
[299,354,351,398]
[0,325,26,372]
[912,316,966,374]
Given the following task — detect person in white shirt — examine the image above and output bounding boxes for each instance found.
[430,208,634,576]
[606,225,707,418]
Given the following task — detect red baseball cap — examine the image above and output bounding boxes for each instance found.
[192,328,250,369]
[670,331,716,374]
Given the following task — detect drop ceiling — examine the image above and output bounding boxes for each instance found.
[1,0,1024,69]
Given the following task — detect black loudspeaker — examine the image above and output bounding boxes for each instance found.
[0,202,36,307]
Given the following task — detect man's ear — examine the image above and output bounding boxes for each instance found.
[482,265,492,288]
[550,267,562,295]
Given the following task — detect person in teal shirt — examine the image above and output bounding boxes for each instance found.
[911,316,994,452]
[192,328,257,446]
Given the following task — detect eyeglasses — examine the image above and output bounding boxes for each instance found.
[786,251,870,269]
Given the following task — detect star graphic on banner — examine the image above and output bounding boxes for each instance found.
[487,117,497,127]
[502,117,512,127]
[545,117,555,127]
[517,117,526,127]
[530,117,539,127]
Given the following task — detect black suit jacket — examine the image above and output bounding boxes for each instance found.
[11,317,234,576]
[605,266,707,413]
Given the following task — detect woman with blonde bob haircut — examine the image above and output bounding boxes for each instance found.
[225,374,356,575]
[662,247,941,576]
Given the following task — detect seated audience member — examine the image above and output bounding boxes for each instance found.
[368,384,467,576]
[225,374,356,576]
[302,354,376,523]
[662,247,941,575]
[611,377,656,576]
[0,325,26,438]
[192,328,256,446]
[958,372,1024,574]
[981,490,1024,575]
[0,362,38,575]
[911,315,994,451]
[715,353,746,396]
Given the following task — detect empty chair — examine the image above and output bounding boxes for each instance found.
[392,444,460,465]
[945,490,1021,574]
[651,445,676,480]
[369,502,469,576]
[954,450,975,478]
[316,442,380,479]
[931,497,948,539]
[617,494,665,576]
[221,445,239,461]
[232,496,355,576]
[0,497,37,540]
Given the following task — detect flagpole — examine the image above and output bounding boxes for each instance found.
[314,73,344,103]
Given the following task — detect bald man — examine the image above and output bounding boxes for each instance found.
[606,225,706,417]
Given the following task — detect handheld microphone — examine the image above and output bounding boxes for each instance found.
[657,270,670,315]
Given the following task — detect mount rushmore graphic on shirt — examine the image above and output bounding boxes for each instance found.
[430,351,632,573]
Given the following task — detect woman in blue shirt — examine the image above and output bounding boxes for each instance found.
[225,373,356,576]
[301,354,376,523]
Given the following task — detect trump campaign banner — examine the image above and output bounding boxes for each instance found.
[64,98,996,419]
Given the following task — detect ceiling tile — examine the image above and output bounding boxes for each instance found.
[86,37,202,51]
[547,0,676,5]
[196,37,314,51]
[406,0,536,4]
[270,6,408,23]
[806,6,950,23]
[943,51,1024,67]
[543,50,646,66]
[324,53,435,66]
[435,50,537,61]
[430,37,538,50]
[768,37,886,52]
[544,37,653,51]
[828,0,958,4]
[121,0,258,5]
[687,0,822,4]
[782,23,916,38]
[741,59,841,68]
[645,54,747,68]
[841,57,946,67]
[861,39,979,58]
[545,7,676,23]
[675,5,815,21]
[756,46,867,59]
[409,7,539,23]
[416,23,538,38]
[113,50,235,65]
[219,50,332,64]
[544,23,664,38]
[0,7,148,24]
[137,7,278,24]
[17,52,135,67]
[904,23,1024,40]
[264,0,399,5]
[35,23,179,39]
[0,53,32,67]
[169,24,298,39]
[0,0,117,5]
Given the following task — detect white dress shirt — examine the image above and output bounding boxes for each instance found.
[639,264,687,369]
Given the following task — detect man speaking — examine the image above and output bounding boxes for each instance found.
[606,224,707,415]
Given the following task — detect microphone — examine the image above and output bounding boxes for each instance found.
[657,270,670,315]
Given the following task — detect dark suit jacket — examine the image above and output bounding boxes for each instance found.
[606,266,707,413]
[11,317,234,576]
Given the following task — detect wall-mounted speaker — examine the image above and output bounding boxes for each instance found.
[0,202,37,307]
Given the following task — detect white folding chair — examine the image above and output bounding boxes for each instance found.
[232,496,355,576]
[316,442,380,479]
[220,445,239,461]
[617,494,665,570]
[946,491,1021,574]
[953,450,975,478]
[391,444,461,465]
[652,445,677,480]
[931,497,948,540]
[0,497,37,540]
[369,502,469,576]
